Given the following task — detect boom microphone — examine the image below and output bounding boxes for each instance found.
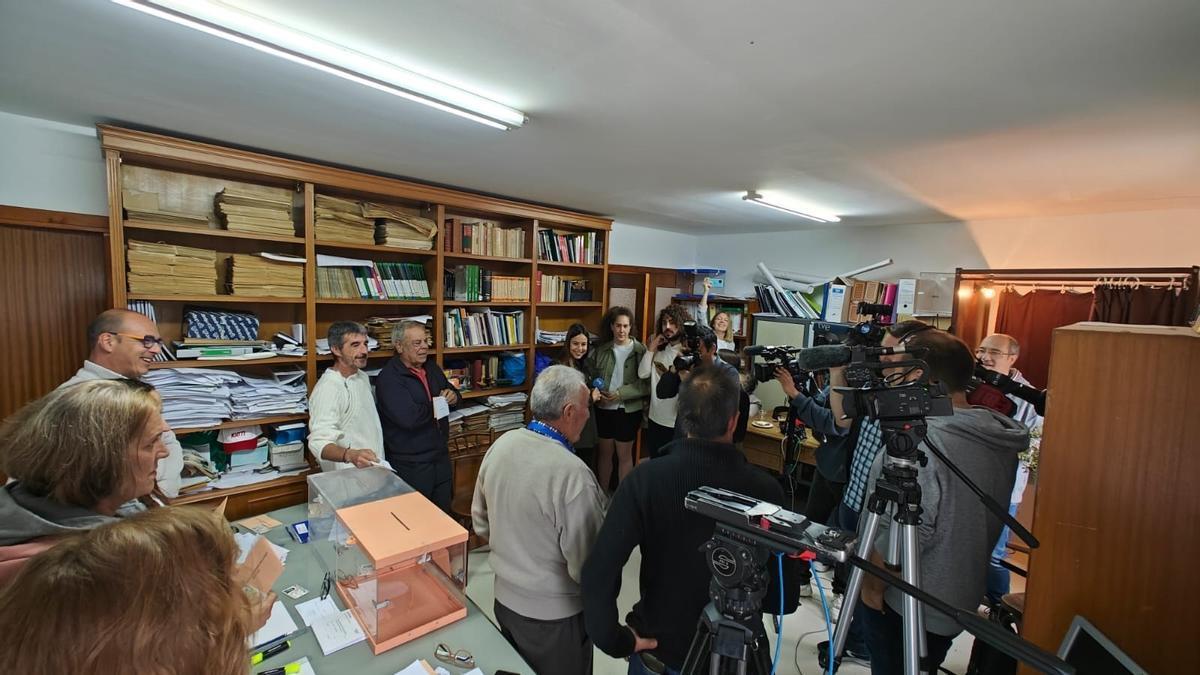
[792,344,913,371]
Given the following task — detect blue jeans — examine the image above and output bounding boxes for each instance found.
[858,601,956,675]
[986,503,1020,605]
[627,652,680,675]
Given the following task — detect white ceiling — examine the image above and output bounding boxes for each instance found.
[2,0,1198,233]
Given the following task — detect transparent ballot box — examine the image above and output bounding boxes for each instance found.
[307,466,412,542]
[334,492,469,654]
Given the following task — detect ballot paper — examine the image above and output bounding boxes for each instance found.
[433,395,450,420]
[294,595,342,627]
[250,601,299,649]
[235,514,283,534]
[234,532,290,565]
[312,608,366,656]
[393,661,438,675]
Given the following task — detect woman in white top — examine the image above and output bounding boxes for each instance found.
[698,278,737,352]
[586,307,649,492]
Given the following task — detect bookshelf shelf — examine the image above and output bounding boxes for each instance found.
[460,384,531,400]
[315,350,393,362]
[123,220,303,244]
[315,298,434,305]
[314,240,438,257]
[444,301,530,307]
[536,259,604,270]
[443,344,531,355]
[128,294,306,304]
[149,356,307,369]
[444,252,532,264]
[537,301,604,307]
[174,413,309,436]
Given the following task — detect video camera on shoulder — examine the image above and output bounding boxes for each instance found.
[673,321,703,371]
[846,302,894,347]
[966,361,1047,417]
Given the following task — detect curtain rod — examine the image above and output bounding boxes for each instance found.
[959,272,1191,282]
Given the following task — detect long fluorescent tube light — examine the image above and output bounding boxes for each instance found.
[111,0,526,130]
[743,190,839,223]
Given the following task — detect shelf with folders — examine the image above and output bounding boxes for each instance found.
[100,124,611,517]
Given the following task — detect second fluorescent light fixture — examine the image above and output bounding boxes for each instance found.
[112,0,526,130]
[743,190,840,223]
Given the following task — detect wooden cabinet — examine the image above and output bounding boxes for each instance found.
[1020,323,1199,674]
[98,126,611,516]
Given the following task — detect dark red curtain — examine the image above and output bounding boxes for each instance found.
[952,282,992,352]
[1090,284,1198,326]
[994,290,1094,389]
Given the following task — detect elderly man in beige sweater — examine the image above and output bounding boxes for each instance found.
[472,365,606,675]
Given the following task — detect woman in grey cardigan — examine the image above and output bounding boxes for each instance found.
[587,306,649,492]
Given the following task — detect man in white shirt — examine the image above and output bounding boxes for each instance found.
[976,333,1042,604]
[58,309,185,498]
[473,365,606,675]
[307,321,383,472]
[638,305,689,459]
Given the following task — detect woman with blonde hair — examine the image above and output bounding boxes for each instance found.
[0,378,169,585]
[0,506,256,673]
[699,277,737,352]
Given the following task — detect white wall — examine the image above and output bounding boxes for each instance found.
[699,210,1200,295]
[607,221,696,268]
[0,111,106,216]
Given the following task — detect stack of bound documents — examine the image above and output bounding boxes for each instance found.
[122,189,210,228]
[228,253,304,297]
[315,194,375,245]
[215,186,296,237]
[230,370,307,420]
[366,203,437,250]
[142,368,241,429]
[126,240,218,295]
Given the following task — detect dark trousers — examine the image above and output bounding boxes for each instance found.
[859,601,956,675]
[495,600,592,675]
[392,455,452,512]
[643,420,676,459]
[798,473,846,584]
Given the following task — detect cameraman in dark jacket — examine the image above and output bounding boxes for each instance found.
[656,324,749,444]
[376,319,459,511]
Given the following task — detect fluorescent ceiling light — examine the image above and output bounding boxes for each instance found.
[111,0,526,130]
[742,190,840,223]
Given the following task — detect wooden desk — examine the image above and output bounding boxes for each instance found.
[741,422,818,474]
[170,472,311,520]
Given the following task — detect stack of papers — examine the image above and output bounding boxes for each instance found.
[250,601,299,650]
[315,336,379,355]
[315,194,375,244]
[366,203,437,250]
[230,370,307,419]
[123,189,210,227]
[487,392,527,432]
[365,315,432,352]
[228,253,304,297]
[294,597,367,656]
[536,329,568,344]
[143,367,240,428]
[126,240,218,296]
[215,185,296,237]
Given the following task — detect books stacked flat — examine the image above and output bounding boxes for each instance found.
[364,203,437,250]
[315,195,375,245]
[127,240,218,296]
[229,254,304,297]
[365,315,432,352]
[122,189,210,228]
[487,392,527,432]
[215,186,296,237]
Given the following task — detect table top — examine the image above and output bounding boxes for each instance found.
[252,504,530,675]
[745,419,821,448]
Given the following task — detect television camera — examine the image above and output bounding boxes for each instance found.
[967,362,1048,417]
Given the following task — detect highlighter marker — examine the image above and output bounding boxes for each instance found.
[259,661,303,675]
[249,640,290,665]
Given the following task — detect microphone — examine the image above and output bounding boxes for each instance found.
[792,344,912,371]
[592,377,605,390]
[743,344,770,357]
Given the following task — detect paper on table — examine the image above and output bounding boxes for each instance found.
[249,601,299,649]
[235,535,284,594]
[290,657,318,675]
[312,609,366,656]
[235,532,289,565]
[294,595,342,627]
[432,396,450,420]
[394,660,437,675]
[236,514,283,534]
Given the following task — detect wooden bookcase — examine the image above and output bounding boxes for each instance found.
[99,126,610,518]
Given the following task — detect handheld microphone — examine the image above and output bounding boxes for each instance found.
[592,377,605,390]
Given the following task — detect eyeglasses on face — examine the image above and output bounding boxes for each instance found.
[109,332,165,349]
[975,348,1014,358]
[435,643,475,668]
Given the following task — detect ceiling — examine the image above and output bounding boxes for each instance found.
[2,0,1198,233]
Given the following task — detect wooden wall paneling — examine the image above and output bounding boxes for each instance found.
[0,222,109,419]
[1020,324,1199,674]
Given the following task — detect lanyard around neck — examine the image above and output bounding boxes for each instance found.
[527,420,574,453]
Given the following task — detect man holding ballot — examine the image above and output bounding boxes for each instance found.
[377,319,460,512]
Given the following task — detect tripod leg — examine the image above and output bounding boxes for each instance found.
[899,522,927,675]
[830,509,884,662]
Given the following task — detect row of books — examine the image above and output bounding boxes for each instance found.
[445,265,530,302]
[753,284,823,320]
[127,240,218,296]
[444,308,525,348]
[443,219,526,258]
[444,355,503,391]
[315,261,431,300]
[538,273,593,302]
[537,229,603,265]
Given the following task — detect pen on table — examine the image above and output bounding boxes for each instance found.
[258,661,303,675]
[250,640,290,665]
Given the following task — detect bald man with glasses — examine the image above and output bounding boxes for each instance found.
[58,309,184,499]
[975,333,1042,605]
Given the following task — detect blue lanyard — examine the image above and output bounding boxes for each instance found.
[527,420,574,453]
